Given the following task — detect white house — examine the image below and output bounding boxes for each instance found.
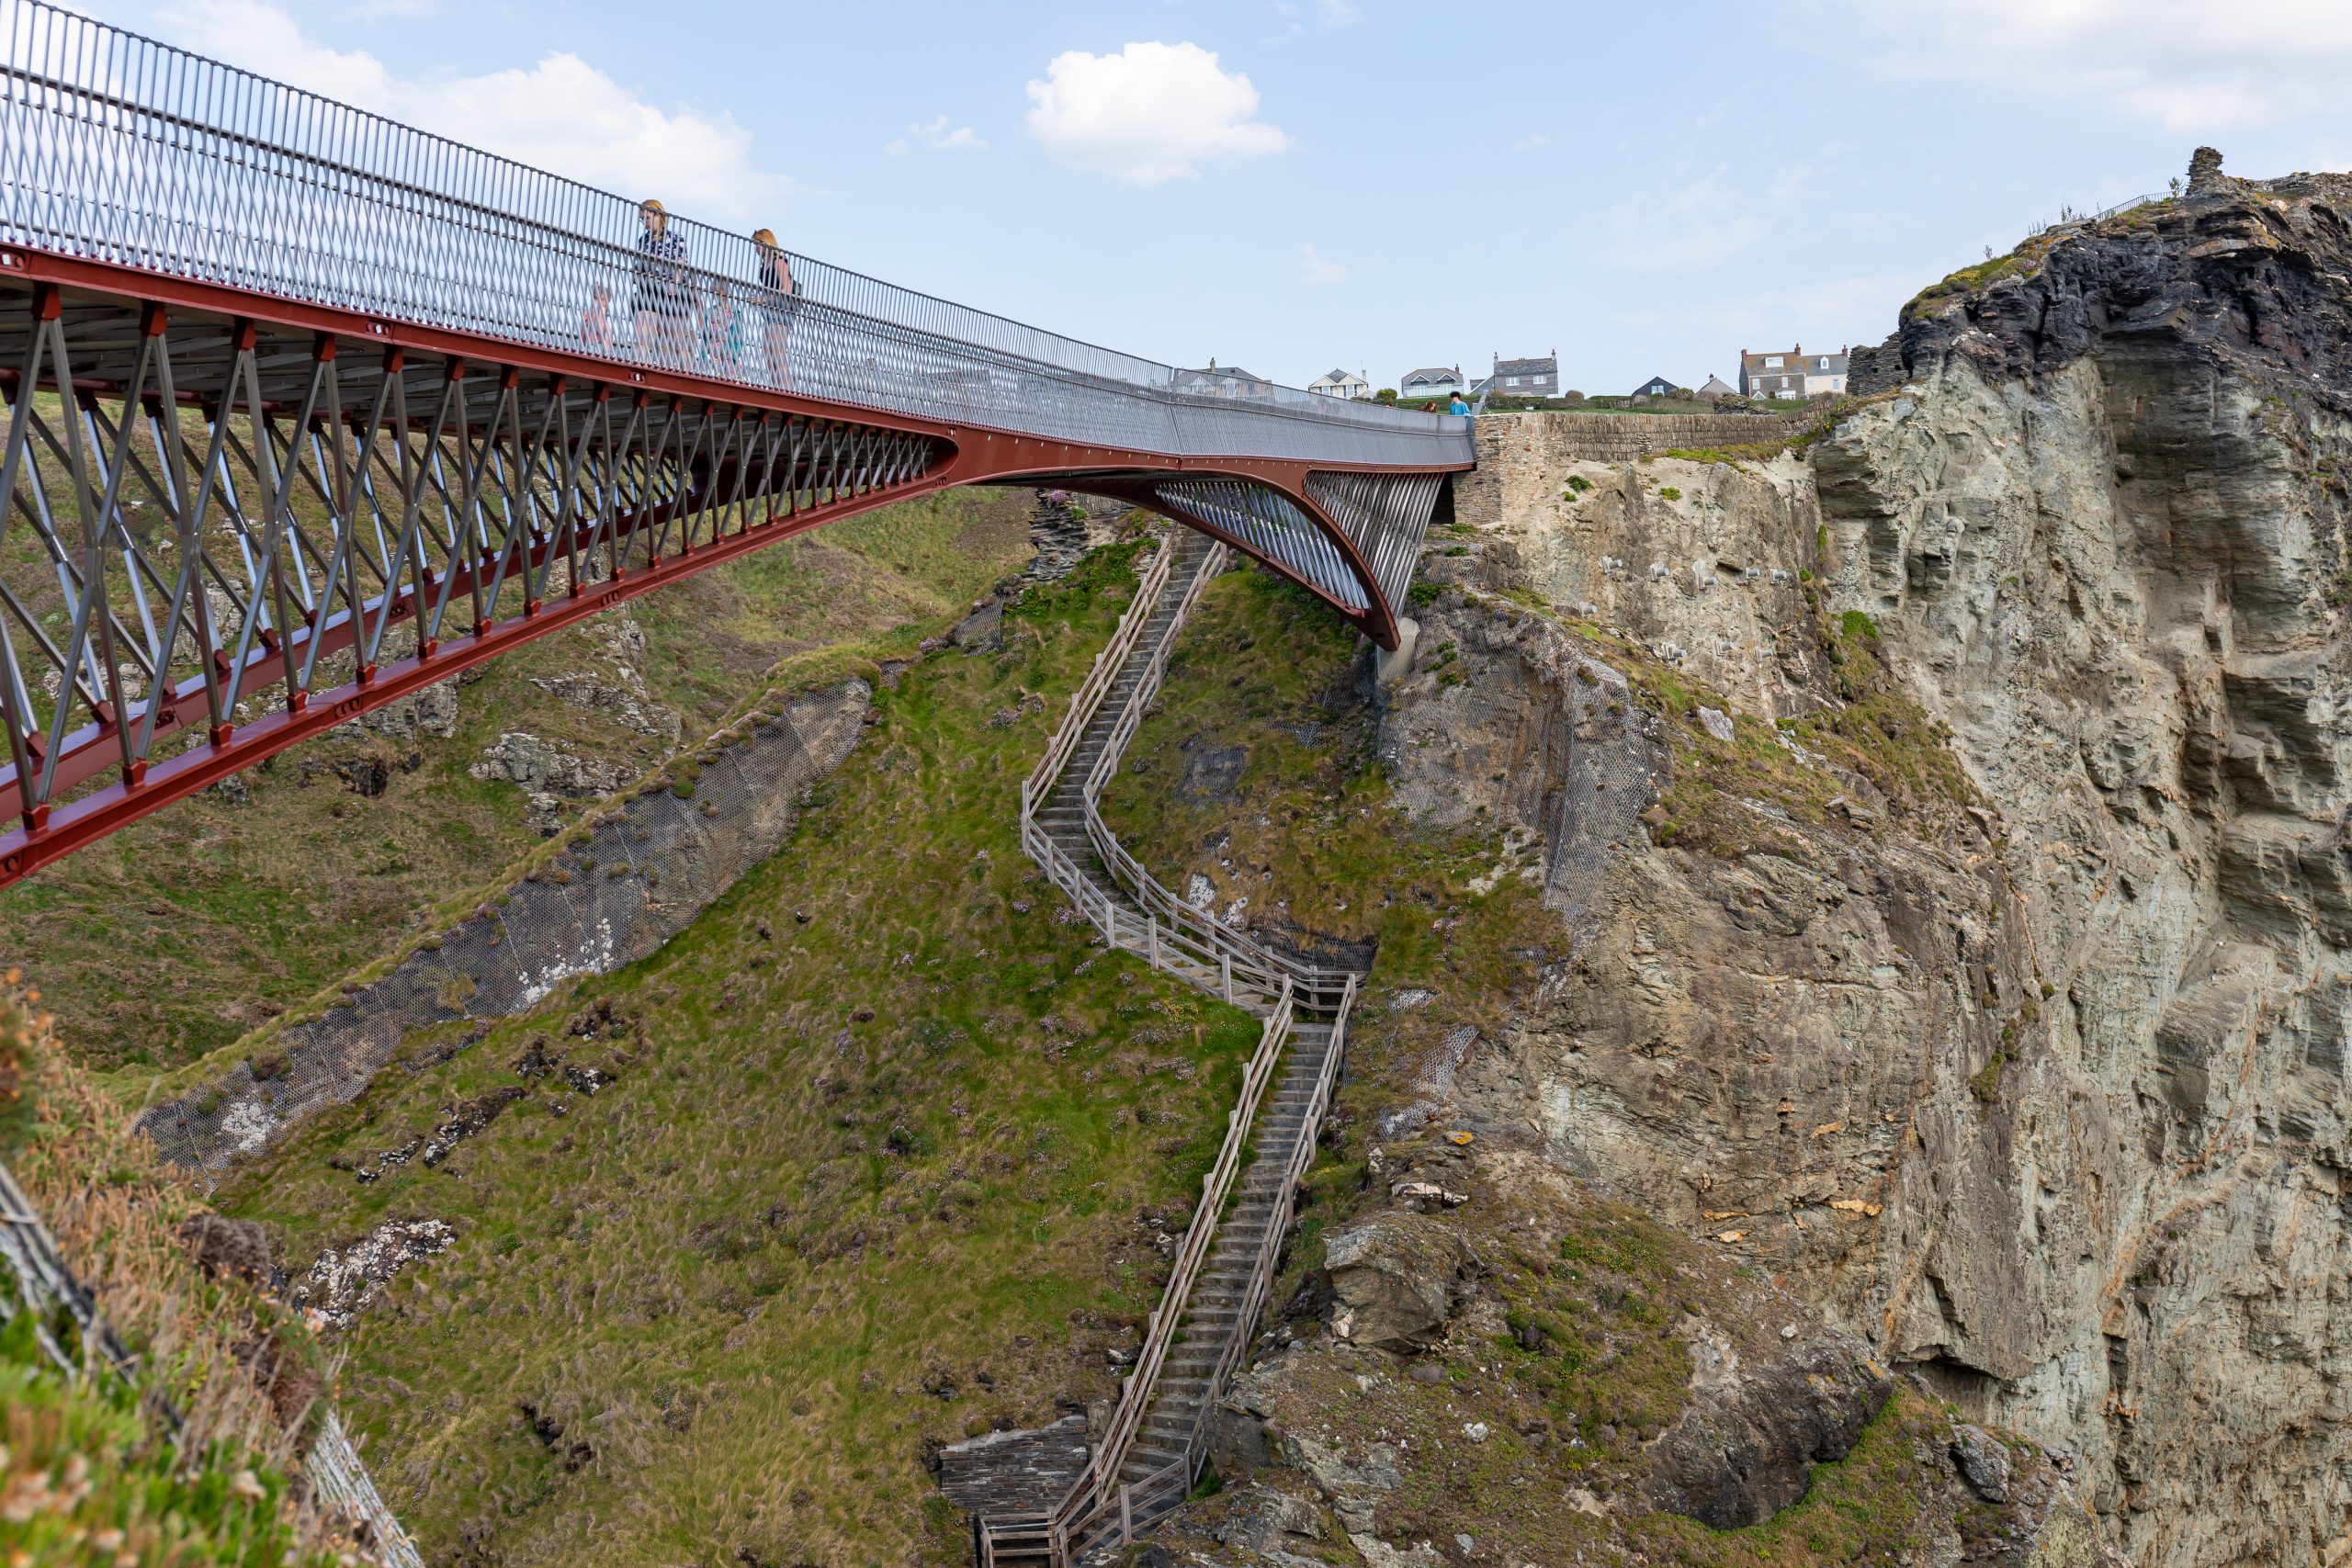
[1174,358,1272,399]
[1739,344,1849,400]
[1398,365,1464,401]
[1308,367,1372,400]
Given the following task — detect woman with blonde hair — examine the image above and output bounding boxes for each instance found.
[752,226,798,389]
[632,198,691,367]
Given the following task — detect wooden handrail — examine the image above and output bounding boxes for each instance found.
[1021,535,1174,818]
[1070,541,1356,1009]
[991,980,1293,1558]
[1056,973,1360,1561]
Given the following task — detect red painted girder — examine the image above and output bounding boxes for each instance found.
[0,248,1468,887]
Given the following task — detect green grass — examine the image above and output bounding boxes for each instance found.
[0,1313,322,1568]
[1904,254,2021,320]
[1095,565,1566,1011]
[205,540,1267,1566]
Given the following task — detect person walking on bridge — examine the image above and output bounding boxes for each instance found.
[582,282,614,354]
[633,198,691,368]
[703,277,742,372]
[752,227,798,389]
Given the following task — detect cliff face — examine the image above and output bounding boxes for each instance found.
[1381,175,2352,1566]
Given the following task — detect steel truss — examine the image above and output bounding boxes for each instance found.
[0,0,1470,886]
[0,277,941,882]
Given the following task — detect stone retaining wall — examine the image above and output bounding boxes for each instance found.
[936,1416,1091,1517]
[1453,411,1811,531]
[1495,409,1808,461]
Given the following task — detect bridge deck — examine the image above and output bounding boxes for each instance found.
[0,0,1468,884]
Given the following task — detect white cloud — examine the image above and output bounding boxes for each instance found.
[886,114,987,156]
[153,0,786,220]
[1265,1,1356,41]
[1831,0,2352,130]
[1024,41,1290,185]
[1510,132,1550,153]
[1605,170,1766,272]
[1299,243,1348,286]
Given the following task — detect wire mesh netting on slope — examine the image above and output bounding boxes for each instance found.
[136,681,874,1173]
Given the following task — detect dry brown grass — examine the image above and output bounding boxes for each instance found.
[2,973,397,1562]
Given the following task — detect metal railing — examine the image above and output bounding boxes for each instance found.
[1,1160,422,1565]
[1017,538,1356,1014]
[0,0,1469,469]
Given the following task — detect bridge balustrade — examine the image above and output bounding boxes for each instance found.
[0,0,1467,467]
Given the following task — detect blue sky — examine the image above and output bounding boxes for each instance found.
[74,0,2352,394]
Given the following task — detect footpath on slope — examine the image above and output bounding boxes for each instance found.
[946,531,1364,1566]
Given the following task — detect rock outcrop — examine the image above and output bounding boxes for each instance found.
[1642,1323,1892,1528]
[1321,1213,1478,1353]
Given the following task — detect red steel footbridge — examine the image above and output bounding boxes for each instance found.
[0,1,1471,887]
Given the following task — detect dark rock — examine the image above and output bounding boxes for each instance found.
[334,753,391,797]
[1211,1484,1325,1552]
[1018,491,1097,584]
[1951,1423,2014,1502]
[934,1415,1090,1516]
[517,1402,593,1472]
[1321,1212,1478,1352]
[1177,744,1247,802]
[1642,1325,1893,1529]
[180,1213,273,1282]
[1859,171,2352,412]
[950,599,1003,653]
[1206,1401,1271,1477]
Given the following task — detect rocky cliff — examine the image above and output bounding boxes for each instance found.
[1114,162,2352,1565]
[1383,164,2352,1566]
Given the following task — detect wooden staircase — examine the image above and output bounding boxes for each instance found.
[975,530,1363,1565]
[1114,1021,1335,1488]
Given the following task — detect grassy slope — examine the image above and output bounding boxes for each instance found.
[208,543,1264,1566]
[1095,564,1565,1111]
[1097,565,1992,1564]
[0,483,1030,1080]
[0,981,377,1566]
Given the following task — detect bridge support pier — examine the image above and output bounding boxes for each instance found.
[1374,615,1421,687]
